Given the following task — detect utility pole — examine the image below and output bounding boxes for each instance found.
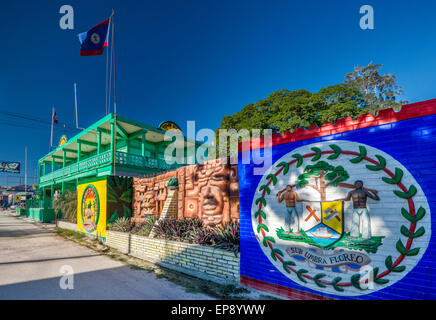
[25,146,27,198]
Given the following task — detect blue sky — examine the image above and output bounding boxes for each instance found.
[1,0,436,186]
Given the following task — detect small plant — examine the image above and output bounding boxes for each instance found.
[152,218,240,254]
[132,215,157,237]
[153,218,203,242]
[213,221,240,256]
[168,177,178,187]
[187,226,216,246]
[109,217,132,232]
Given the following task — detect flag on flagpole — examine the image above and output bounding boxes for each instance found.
[50,107,57,148]
[52,108,58,124]
[77,19,110,56]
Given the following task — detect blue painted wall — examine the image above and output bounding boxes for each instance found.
[238,114,436,300]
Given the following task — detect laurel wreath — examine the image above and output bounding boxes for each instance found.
[254,144,427,292]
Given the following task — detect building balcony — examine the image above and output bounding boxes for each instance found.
[38,151,181,187]
[37,114,203,192]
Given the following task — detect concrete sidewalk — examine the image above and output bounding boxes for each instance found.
[0,212,214,300]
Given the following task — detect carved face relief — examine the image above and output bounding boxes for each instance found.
[197,163,230,226]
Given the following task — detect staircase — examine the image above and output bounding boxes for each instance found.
[149,188,178,238]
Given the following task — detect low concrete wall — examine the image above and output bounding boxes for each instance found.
[51,221,240,284]
[15,208,26,216]
[105,230,240,284]
[57,220,77,232]
[27,208,55,223]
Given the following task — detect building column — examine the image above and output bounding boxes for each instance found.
[77,142,82,162]
[110,121,115,152]
[37,162,40,188]
[63,151,66,168]
[51,158,55,173]
[97,130,102,154]
[141,130,148,157]
[110,120,115,175]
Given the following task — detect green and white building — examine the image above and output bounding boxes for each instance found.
[37,114,205,200]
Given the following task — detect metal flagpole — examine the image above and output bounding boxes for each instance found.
[74,83,78,128]
[50,107,54,148]
[105,13,113,116]
[112,9,117,115]
[108,11,114,115]
[74,83,84,130]
[105,31,109,115]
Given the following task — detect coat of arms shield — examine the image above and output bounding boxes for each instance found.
[302,201,344,248]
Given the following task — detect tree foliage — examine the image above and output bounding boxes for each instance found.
[344,62,407,113]
[219,63,406,132]
[220,85,365,136]
[216,63,406,157]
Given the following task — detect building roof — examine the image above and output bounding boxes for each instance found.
[39,113,201,165]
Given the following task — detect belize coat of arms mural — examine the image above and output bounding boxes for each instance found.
[249,140,431,297]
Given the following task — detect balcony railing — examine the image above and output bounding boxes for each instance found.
[39,151,180,185]
[39,151,112,184]
[115,152,181,171]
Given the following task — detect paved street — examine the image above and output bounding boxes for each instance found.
[0,212,214,300]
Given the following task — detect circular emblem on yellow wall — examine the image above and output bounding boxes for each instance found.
[81,185,100,232]
[251,140,431,296]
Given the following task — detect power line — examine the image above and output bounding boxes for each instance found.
[0,110,82,134]
[0,110,51,125]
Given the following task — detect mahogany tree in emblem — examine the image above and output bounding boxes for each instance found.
[297,161,350,202]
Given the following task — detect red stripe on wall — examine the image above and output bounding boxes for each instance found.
[238,99,436,152]
[240,275,334,300]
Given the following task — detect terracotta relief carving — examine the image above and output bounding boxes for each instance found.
[132,159,239,227]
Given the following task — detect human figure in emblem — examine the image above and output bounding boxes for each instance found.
[276,185,307,234]
[334,180,380,240]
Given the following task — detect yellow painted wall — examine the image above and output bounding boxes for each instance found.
[77,178,107,239]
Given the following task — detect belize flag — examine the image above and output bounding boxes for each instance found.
[52,108,58,124]
[77,19,110,56]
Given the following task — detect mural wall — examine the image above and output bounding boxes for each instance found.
[132,158,239,227]
[107,176,133,224]
[77,176,133,239]
[238,99,436,300]
[77,177,108,239]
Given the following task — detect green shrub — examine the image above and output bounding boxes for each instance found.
[187,225,216,246]
[52,190,77,223]
[109,217,132,232]
[213,221,240,255]
[152,218,240,254]
[153,218,204,242]
[132,215,157,237]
